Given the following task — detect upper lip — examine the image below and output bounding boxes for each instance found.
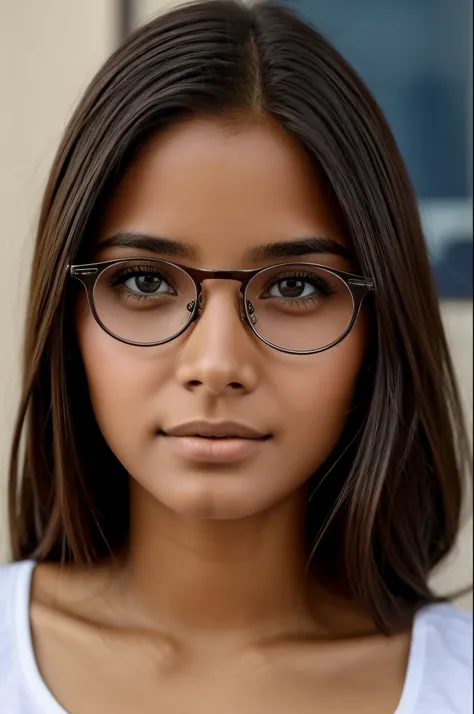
[162,420,269,439]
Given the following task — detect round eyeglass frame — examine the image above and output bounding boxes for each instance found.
[68,257,375,355]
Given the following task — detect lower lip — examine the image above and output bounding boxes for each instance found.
[160,435,269,463]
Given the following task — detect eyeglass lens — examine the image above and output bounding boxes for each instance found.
[91,260,354,351]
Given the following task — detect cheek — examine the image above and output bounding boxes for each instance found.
[75,303,172,450]
[275,327,366,468]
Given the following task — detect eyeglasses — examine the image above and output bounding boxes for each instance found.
[69,258,375,355]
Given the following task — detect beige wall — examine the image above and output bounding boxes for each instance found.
[0,0,117,561]
[0,1,471,610]
[430,301,472,610]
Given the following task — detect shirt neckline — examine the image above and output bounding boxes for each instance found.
[393,605,428,714]
[14,559,427,714]
[14,560,68,714]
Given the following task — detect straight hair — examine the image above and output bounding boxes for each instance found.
[8,0,471,634]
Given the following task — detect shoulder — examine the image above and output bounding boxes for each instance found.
[0,559,109,714]
[411,602,472,713]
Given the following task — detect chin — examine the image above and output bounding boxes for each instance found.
[141,471,279,521]
[163,487,268,520]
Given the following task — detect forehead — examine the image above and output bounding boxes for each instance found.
[98,117,347,264]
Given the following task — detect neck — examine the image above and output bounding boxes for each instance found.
[114,482,373,647]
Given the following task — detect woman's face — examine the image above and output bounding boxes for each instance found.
[76,117,367,520]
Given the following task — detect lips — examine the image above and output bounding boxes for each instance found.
[161,420,270,440]
[159,422,271,463]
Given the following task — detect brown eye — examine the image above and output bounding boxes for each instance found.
[269,277,314,299]
[125,274,168,294]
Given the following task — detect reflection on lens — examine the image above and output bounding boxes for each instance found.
[246,263,354,351]
[93,260,197,344]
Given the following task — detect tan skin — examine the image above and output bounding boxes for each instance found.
[30,117,412,713]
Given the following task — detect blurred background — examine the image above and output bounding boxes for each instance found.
[0,0,472,608]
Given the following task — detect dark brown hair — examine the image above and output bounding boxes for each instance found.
[9,0,471,634]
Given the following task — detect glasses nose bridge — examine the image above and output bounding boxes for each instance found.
[193,272,251,325]
[192,266,253,290]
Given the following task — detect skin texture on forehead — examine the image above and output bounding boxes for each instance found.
[76,116,367,523]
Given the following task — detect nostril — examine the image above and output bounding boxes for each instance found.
[187,380,242,389]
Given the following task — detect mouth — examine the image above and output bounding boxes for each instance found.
[159,432,271,440]
[160,420,271,440]
[158,421,272,463]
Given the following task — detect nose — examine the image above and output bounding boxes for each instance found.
[174,283,259,396]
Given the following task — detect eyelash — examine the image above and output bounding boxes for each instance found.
[111,265,173,285]
[106,264,336,306]
[264,271,336,298]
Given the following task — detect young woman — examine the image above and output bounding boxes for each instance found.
[1,1,471,712]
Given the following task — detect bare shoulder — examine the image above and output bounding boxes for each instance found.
[32,561,99,603]
[30,559,122,625]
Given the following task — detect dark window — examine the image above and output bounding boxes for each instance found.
[293,0,473,298]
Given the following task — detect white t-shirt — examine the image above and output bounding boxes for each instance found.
[0,560,472,713]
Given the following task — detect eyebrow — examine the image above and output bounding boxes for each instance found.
[98,231,352,263]
[98,232,198,260]
[247,237,352,262]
